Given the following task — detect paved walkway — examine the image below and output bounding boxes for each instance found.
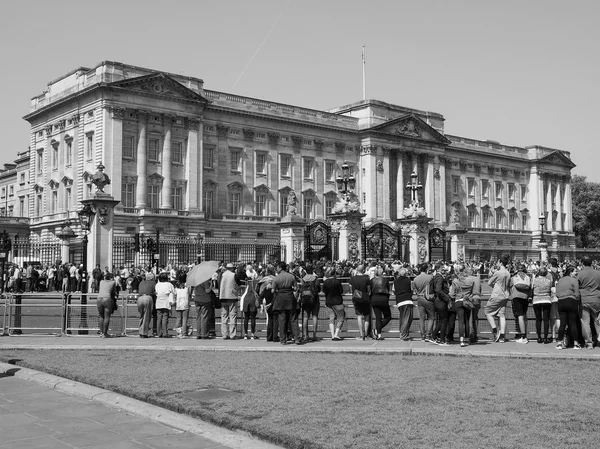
[0,334,598,449]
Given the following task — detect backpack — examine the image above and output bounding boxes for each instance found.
[513,274,531,293]
[299,281,315,306]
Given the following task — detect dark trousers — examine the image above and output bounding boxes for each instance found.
[372,303,391,334]
[243,310,258,335]
[277,309,299,343]
[196,303,211,338]
[557,299,579,344]
[434,299,449,342]
[453,305,471,339]
[533,303,551,338]
[470,305,480,339]
[156,308,170,337]
[398,304,413,339]
[267,309,279,341]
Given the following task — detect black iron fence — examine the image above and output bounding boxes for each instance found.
[12,237,62,267]
[112,236,282,268]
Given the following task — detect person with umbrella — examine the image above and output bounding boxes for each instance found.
[186,260,220,339]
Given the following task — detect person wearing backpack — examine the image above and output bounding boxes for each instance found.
[370,266,391,340]
[449,264,475,347]
[349,265,371,340]
[413,263,434,342]
[509,263,532,344]
[299,265,320,342]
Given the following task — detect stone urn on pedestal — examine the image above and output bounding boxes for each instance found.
[278,190,306,263]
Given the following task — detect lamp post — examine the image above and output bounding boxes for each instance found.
[77,203,94,335]
[405,171,423,207]
[0,230,10,294]
[78,204,95,280]
[538,213,548,262]
[335,161,356,201]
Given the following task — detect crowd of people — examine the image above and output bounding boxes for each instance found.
[3,256,599,350]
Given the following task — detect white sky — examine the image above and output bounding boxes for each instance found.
[1,0,598,180]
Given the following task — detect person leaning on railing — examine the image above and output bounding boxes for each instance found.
[322,267,345,341]
[555,265,582,350]
[137,272,156,338]
[393,267,413,341]
[97,272,118,338]
[531,267,553,344]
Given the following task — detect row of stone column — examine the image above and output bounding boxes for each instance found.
[133,111,202,210]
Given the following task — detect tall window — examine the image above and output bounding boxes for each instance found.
[86,133,94,160]
[148,185,159,209]
[65,188,72,211]
[280,154,291,177]
[66,140,72,165]
[325,196,335,216]
[8,206,13,217]
[482,209,489,228]
[148,138,159,162]
[303,158,313,179]
[37,151,43,174]
[452,177,460,195]
[256,193,266,216]
[203,147,214,169]
[509,211,516,230]
[123,135,135,159]
[467,178,475,197]
[256,153,267,174]
[172,186,183,210]
[36,194,42,216]
[325,161,335,182]
[52,145,58,169]
[521,185,527,202]
[495,182,503,199]
[172,142,183,164]
[280,193,288,217]
[230,192,241,214]
[51,191,58,214]
[230,149,241,171]
[508,184,515,201]
[303,197,313,219]
[468,208,476,227]
[482,180,489,198]
[122,183,135,208]
[522,214,528,230]
[203,190,214,214]
[19,197,25,217]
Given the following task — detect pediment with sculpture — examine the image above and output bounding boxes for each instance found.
[365,113,451,145]
[108,72,209,104]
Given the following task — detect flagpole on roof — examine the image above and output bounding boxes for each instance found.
[362,45,366,101]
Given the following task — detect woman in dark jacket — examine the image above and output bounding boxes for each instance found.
[393,268,413,341]
[322,267,345,341]
[370,267,391,340]
[555,265,581,350]
[258,265,278,342]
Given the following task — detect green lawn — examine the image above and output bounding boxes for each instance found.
[1,350,598,449]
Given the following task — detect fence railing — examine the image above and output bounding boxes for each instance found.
[0,289,563,340]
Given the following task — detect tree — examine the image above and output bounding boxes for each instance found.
[571,174,600,247]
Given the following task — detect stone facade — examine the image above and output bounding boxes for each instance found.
[12,60,575,262]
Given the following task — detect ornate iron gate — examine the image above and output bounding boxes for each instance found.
[304,220,332,262]
[428,228,449,261]
[12,237,62,266]
[361,222,401,261]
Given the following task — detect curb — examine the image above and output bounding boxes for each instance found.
[0,362,282,449]
[1,343,599,360]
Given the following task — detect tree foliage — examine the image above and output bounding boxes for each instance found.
[572,174,600,247]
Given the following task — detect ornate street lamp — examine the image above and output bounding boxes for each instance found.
[78,203,95,282]
[539,213,547,244]
[405,171,423,207]
[336,162,356,200]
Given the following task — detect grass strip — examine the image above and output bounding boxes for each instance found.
[1,349,598,449]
